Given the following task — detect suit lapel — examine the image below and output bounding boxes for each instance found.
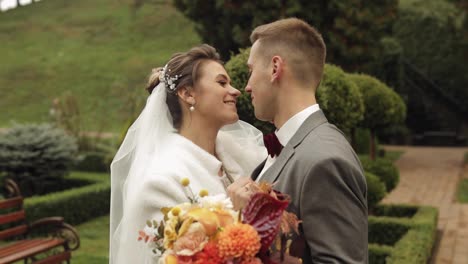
[260,110,329,184]
[251,159,266,181]
[260,145,295,183]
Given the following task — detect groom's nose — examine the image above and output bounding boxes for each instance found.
[245,84,252,94]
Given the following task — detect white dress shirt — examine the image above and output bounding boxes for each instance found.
[256,104,321,181]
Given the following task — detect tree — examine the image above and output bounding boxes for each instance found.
[317,64,364,136]
[348,73,406,160]
[395,0,468,113]
[174,0,398,73]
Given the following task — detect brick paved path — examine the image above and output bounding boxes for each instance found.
[382,146,468,264]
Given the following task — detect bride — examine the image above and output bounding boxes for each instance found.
[109,44,267,263]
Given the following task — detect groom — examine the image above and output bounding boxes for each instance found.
[228,18,368,263]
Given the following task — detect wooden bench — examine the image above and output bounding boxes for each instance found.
[0,179,80,264]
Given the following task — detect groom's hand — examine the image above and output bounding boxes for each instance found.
[270,252,302,264]
[227,176,254,211]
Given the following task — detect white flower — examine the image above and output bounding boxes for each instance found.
[200,193,233,210]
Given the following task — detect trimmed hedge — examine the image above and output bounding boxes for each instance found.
[369,244,393,264]
[387,206,438,263]
[74,151,110,172]
[368,204,438,264]
[373,204,418,218]
[24,172,110,225]
[365,172,387,210]
[361,156,400,192]
[369,216,410,245]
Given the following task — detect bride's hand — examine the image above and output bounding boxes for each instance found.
[227,176,255,210]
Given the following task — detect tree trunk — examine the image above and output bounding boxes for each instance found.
[370,130,376,160]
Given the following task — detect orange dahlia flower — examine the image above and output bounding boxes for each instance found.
[217,223,261,260]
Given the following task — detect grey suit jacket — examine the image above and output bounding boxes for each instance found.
[252,110,368,264]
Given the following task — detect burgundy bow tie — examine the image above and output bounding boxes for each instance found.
[263,133,283,158]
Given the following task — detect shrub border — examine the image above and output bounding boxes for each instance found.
[24,172,110,225]
[368,204,438,264]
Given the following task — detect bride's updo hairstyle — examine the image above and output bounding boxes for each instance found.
[145,44,222,129]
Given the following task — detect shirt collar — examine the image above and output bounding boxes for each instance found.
[275,104,320,146]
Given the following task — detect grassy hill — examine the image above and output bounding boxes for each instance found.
[0,0,200,132]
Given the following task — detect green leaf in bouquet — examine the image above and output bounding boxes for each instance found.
[157,221,165,238]
[146,220,152,227]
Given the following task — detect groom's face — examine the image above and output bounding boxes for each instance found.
[246,41,276,122]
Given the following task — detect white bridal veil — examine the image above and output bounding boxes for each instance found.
[109,81,266,263]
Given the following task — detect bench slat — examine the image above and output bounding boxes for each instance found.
[33,251,71,264]
[0,224,28,240]
[0,210,25,225]
[0,238,66,263]
[0,239,45,257]
[0,197,23,210]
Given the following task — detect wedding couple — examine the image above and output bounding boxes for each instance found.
[110,18,368,264]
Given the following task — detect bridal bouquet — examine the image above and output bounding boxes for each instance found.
[138,178,300,264]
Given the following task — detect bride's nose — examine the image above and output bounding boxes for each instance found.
[229,86,241,97]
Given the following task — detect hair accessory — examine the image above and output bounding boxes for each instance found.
[159,64,181,92]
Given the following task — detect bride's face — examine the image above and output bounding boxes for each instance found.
[193,60,241,127]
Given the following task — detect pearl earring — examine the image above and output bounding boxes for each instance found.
[189,105,195,112]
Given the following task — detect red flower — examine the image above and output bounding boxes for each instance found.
[193,241,222,264]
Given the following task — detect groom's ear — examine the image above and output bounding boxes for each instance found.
[271,56,284,83]
[177,86,196,105]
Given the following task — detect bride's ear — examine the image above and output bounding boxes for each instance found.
[177,86,196,106]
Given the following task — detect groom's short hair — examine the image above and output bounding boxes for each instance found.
[250,18,326,90]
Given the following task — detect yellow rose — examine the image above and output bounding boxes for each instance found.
[163,218,179,248]
[186,208,220,236]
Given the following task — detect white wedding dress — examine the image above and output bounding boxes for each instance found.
[109,82,266,263]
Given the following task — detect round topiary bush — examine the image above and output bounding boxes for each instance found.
[317,64,364,135]
[348,73,405,131]
[365,171,387,211]
[0,124,78,196]
[361,156,400,193]
[225,48,275,134]
[348,73,406,159]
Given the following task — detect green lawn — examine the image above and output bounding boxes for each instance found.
[73,215,109,264]
[457,152,468,203]
[457,179,468,203]
[0,0,200,132]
